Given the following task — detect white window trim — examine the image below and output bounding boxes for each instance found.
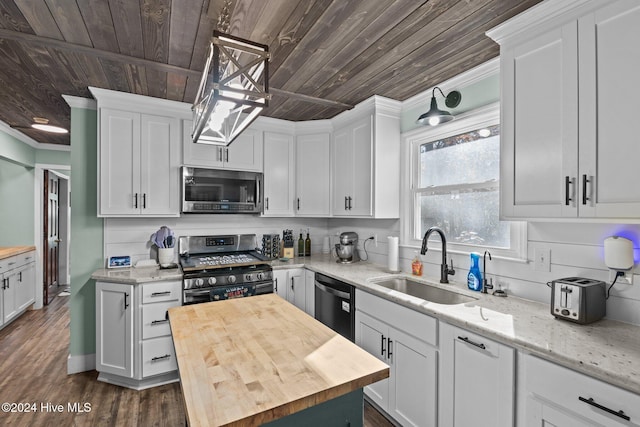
[400,102,527,262]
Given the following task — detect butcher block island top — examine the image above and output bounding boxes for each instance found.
[168,294,389,427]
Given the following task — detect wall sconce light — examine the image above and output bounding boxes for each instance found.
[192,31,270,146]
[416,87,462,126]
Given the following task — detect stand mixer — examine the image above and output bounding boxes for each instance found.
[335,232,360,264]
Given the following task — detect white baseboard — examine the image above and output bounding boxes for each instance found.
[67,353,96,374]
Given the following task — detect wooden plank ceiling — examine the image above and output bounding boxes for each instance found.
[0,0,542,146]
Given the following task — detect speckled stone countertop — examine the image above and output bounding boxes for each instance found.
[91,265,182,284]
[273,255,640,395]
[0,246,36,260]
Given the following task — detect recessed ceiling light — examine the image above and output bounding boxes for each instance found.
[31,117,68,134]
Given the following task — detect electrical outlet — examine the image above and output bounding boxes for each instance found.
[609,270,633,285]
[533,247,551,272]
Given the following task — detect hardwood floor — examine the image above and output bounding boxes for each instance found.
[0,295,394,426]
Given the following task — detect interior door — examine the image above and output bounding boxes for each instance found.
[43,170,59,305]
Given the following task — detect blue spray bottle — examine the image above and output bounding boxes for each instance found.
[467,252,482,291]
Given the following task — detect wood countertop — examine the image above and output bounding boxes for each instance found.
[0,246,35,260]
[168,294,389,427]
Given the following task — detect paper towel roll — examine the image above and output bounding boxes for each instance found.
[388,236,399,272]
[604,236,634,270]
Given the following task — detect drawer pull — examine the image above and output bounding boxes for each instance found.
[458,336,486,350]
[578,396,630,421]
[151,319,169,325]
[8,262,16,266]
[151,354,171,362]
[151,291,171,297]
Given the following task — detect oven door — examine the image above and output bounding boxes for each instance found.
[183,288,211,305]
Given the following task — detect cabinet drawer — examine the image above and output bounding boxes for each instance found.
[142,301,180,339]
[525,354,640,426]
[142,336,177,378]
[141,281,181,304]
[356,289,437,346]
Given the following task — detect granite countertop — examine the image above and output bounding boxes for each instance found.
[275,255,640,395]
[0,246,36,261]
[168,294,389,426]
[91,265,183,284]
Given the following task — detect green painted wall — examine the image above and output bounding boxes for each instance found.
[0,158,35,245]
[401,73,500,133]
[36,148,71,166]
[0,130,35,167]
[69,107,103,356]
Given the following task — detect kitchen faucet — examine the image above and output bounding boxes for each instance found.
[420,226,455,283]
[482,250,493,293]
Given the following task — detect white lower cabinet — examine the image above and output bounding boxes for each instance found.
[96,279,181,389]
[0,251,36,328]
[439,322,515,427]
[356,289,438,427]
[273,268,306,313]
[304,269,315,317]
[518,353,640,427]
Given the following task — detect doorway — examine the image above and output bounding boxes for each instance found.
[42,169,70,305]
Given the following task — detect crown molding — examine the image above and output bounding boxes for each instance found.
[0,120,41,149]
[402,57,499,112]
[88,87,192,119]
[294,119,333,134]
[63,95,96,110]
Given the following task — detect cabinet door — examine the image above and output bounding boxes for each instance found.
[99,109,140,215]
[263,132,295,216]
[332,127,353,215]
[272,270,288,300]
[439,323,514,427]
[182,119,225,168]
[388,326,437,427]
[527,396,599,427]
[96,282,134,378]
[15,263,35,312]
[224,129,263,172]
[139,114,180,216]
[355,310,389,411]
[296,134,331,216]
[304,269,315,317]
[2,271,17,323]
[501,22,578,218]
[578,0,640,218]
[285,269,305,311]
[349,115,373,216]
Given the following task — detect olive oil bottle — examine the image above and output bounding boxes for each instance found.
[305,229,311,257]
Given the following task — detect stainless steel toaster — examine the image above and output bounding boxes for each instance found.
[550,277,606,324]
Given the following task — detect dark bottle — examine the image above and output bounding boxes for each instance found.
[305,231,311,257]
[298,232,305,257]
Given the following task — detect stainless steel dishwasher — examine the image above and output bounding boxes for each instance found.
[314,273,355,341]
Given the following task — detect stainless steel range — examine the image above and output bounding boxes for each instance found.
[178,234,273,305]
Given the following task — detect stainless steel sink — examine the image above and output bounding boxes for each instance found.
[370,277,477,305]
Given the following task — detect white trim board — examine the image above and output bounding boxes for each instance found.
[67,353,96,374]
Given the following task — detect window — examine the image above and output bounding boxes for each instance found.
[403,105,525,259]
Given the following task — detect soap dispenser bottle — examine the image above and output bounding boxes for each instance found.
[467,252,482,291]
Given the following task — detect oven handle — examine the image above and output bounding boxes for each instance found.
[184,289,211,297]
[315,281,350,299]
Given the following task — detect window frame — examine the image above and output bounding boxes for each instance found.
[400,102,527,260]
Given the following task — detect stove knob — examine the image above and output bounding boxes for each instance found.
[256,272,264,281]
[227,275,237,284]
[245,273,254,281]
[195,278,204,288]
[207,277,217,286]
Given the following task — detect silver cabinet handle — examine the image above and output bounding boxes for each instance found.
[579,396,630,421]
[458,335,486,350]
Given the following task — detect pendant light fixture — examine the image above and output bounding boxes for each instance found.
[192,30,270,146]
[416,87,462,126]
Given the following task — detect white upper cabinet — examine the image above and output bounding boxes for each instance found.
[183,119,263,172]
[91,87,184,217]
[489,0,640,220]
[263,132,295,216]
[331,97,401,218]
[296,133,331,216]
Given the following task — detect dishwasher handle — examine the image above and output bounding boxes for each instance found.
[315,281,350,299]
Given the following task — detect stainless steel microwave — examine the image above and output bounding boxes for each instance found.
[181,167,263,214]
